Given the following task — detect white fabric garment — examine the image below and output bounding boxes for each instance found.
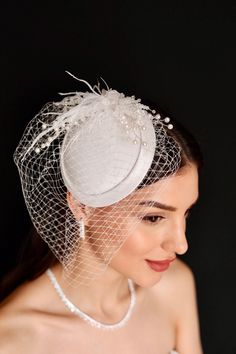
[170,351,179,354]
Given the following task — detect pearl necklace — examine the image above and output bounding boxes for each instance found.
[46,268,136,330]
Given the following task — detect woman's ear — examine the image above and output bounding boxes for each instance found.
[66,192,86,221]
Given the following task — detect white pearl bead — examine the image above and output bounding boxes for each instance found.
[35,147,40,153]
[156,114,161,119]
[168,124,173,129]
[142,142,147,146]
[42,123,47,130]
[164,117,170,123]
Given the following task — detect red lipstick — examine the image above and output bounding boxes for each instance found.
[146,257,176,272]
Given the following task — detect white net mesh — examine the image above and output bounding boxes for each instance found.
[14,81,181,286]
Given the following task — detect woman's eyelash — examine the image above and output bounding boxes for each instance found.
[141,208,192,224]
[141,215,164,224]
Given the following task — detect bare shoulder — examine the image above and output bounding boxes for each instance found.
[168,256,194,281]
[0,303,33,353]
[151,257,196,317]
[168,257,198,316]
[152,257,195,292]
[152,257,203,353]
[0,276,52,353]
[167,256,196,294]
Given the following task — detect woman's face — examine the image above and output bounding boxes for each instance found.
[106,163,199,287]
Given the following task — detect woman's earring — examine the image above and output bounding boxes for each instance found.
[79,218,85,240]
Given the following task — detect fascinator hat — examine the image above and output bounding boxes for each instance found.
[14,73,181,285]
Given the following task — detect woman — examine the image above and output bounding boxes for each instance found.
[0,76,204,354]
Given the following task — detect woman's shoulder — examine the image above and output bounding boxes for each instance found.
[0,274,55,352]
[152,257,195,292]
[150,257,197,318]
[167,257,197,305]
[168,256,195,289]
[151,257,203,352]
[0,295,37,353]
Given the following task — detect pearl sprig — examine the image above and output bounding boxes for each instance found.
[32,87,175,154]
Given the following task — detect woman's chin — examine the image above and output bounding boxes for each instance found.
[132,273,163,288]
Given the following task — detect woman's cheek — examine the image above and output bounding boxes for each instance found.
[120,225,160,257]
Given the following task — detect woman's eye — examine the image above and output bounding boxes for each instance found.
[142,215,163,224]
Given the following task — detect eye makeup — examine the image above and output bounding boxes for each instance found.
[140,215,164,224]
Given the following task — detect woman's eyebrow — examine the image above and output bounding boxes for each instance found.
[138,201,177,211]
[138,198,199,212]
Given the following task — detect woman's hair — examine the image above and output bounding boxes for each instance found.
[141,99,203,175]
[1,101,203,302]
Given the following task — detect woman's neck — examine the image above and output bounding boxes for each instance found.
[50,262,131,319]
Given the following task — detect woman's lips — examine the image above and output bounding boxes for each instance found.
[146,258,175,272]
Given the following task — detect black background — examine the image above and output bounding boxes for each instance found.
[1,1,236,353]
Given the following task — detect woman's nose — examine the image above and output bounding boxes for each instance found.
[161,219,189,255]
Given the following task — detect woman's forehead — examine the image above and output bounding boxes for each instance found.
[122,165,198,206]
[89,165,199,214]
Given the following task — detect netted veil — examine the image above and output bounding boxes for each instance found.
[14,74,181,286]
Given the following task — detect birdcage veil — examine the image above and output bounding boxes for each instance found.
[14,73,181,286]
